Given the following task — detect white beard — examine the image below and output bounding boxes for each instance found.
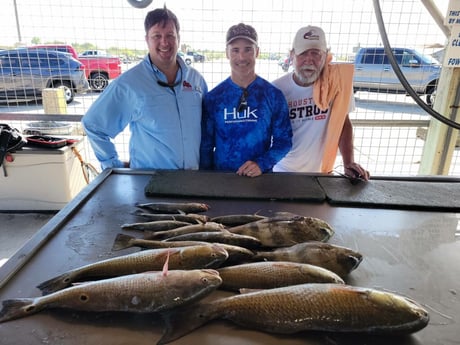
[293,56,326,85]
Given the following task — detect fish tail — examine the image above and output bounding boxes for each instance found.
[36,272,73,295]
[111,233,135,251]
[157,303,214,345]
[0,298,40,323]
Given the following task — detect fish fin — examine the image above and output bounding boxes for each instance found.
[157,303,213,345]
[162,250,170,276]
[0,298,39,323]
[177,210,186,215]
[111,233,135,251]
[36,272,73,295]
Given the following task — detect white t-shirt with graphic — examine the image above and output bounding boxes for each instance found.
[272,72,354,172]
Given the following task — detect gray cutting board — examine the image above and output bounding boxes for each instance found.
[144,170,326,201]
[318,177,460,211]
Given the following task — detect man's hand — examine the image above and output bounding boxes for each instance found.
[237,160,262,177]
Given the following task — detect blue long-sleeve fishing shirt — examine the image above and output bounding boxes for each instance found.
[82,55,207,170]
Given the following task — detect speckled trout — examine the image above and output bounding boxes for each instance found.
[37,244,228,295]
[158,283,429,344]
[0,269,222,323]
[228,216,334,247]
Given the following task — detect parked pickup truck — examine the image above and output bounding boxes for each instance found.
[29,44,122,91]
[353,47,440,106]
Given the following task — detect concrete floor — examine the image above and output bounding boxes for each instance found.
[0,212,55,266]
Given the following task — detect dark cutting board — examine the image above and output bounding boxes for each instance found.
[144,170,326,201]
[318,177,460,211]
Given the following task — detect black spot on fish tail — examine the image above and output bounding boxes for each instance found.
[0,298,38,323]
[36,272,73,295]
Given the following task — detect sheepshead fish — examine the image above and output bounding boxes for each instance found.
[121,220,192,231]
[0,269,222,323]
[228,216,334,247]
[158,283,429,344]
[217,261,344,291]
[253,241,363,277]
[135,202,210,214]
[37,244,228,295]
[111,234,254,265]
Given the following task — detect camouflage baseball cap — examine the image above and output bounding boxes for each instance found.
[226,23,258,46]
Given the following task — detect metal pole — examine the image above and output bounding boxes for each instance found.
[13,0,22,44]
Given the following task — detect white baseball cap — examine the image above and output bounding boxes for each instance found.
[292,25,327,54]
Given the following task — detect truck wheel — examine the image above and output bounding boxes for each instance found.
[185,58,192,65]
[89,72,109,91]
[53,81,74,104]
[425,85,436,107]
[127,0,152,8]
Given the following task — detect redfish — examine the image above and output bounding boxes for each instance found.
[158,283,429,344]
[0,269,222,323]
[37,244,228,295]
[217,261,344,291]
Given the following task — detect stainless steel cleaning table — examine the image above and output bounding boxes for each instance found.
[0,170,458,345]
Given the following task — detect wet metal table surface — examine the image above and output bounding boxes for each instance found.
[0,170,459,345]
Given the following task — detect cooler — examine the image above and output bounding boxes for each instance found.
[0,137,88,211]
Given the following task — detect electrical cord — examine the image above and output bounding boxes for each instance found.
[372,0,460,130]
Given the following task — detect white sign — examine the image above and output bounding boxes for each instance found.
[446,0,460,25]
[445,26,460,66]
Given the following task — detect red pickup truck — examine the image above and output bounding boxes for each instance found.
[29,44,122,91]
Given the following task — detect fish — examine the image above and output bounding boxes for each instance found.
[158,283,429,344]
[252,241,363,277]
[36,244,228,295]
[228,215,334,247]
[121,220,192,231]
[164,230,261,249]
[111,234,254,265]
[217,261,344,291]
[133,210,210,223]
[135,202,210,214]
[210,214,267,227]
[0,269,222,323]
[143,222,226,240]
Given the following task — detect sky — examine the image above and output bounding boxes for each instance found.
[1,0,450,56]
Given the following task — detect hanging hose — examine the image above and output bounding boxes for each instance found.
[372,0,460,130]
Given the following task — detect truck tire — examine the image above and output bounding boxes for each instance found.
[53,81,74,104]
[89,72,109,91]
[425,84,437,107]
[127,0,152,8]
[185,58,192,65]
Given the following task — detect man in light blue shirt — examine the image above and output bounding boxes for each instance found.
[82,6,207,170]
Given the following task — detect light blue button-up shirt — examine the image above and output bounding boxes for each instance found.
[82,55,207,170]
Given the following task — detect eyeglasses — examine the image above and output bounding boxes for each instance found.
[238,89,248,112]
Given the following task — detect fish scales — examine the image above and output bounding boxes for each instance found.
[121,220,192,231]
[0,270,222,323]
[217,261,344,291]
[228,216,334,247]
[144,222,226,240]
[135,202,210,214]
[158,283,429,344]
[37,245,228,295]
[253,241,363,277]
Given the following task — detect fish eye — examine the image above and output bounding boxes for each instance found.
[201,277,209,284]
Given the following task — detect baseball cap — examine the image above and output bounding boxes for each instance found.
[292,25,327,55]
[226,23,258,46]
